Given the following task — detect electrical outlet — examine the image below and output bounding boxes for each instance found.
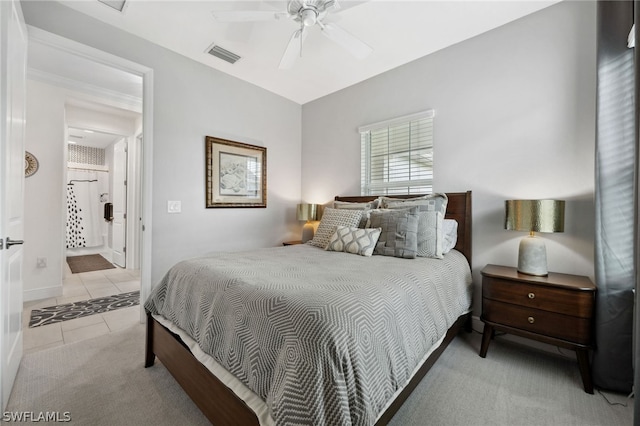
[36,257,47,268]
[167,200,181,213]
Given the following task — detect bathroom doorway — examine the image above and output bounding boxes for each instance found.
[65,124,138,270]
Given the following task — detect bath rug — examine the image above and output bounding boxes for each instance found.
[29,291,139,328]
[67,254,115,273]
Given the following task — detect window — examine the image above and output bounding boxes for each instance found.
[359,110,434,195]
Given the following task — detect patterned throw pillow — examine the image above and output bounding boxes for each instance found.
[308,207,363,249]
[383,194,448,259]
[325,226,382,257]
[369,208,419,259]
[333,200,377,228]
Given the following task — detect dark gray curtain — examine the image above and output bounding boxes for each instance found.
[593,0,635,393]
[634,2,640,424]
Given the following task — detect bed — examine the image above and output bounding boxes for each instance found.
[144,191,472,425]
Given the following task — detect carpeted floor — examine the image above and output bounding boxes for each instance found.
[66,254,115,274]
[5,326,633,425]
[6,324,209,425]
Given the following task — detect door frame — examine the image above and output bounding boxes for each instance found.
[28,27,154,321]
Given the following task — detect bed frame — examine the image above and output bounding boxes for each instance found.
[145,191,472,426]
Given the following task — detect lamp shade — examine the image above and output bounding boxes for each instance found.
[505,199,565,276]
[504,200,565,233]
[297,203,318,221]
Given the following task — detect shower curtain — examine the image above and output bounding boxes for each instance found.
[66,170,103,248]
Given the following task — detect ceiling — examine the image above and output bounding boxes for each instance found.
[28,33,143,150]
[28,39,143,101]
[52,0,559,105]
[68,127,124,148]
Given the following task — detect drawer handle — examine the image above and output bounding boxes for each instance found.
[528,316,535,324]
[528,292,535,299]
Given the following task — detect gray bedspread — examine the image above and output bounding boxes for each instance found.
[144,244,472,425]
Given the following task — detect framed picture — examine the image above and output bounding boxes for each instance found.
[205,136,267,208]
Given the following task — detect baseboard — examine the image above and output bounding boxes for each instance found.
[24,285,63,302]
[470,315,577,360]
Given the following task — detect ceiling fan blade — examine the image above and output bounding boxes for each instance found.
[320,22,372,59]
[279,27,307,69]
[212,10,287,23]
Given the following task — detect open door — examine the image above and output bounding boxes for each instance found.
[112,139,127,268]
[0,0,26,410]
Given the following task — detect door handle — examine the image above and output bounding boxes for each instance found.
[6,237,24,248]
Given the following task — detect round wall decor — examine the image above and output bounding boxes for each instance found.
[25,151,39,177]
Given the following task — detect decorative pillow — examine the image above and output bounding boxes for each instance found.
[325,226,382,257]
[334,200,377,228]
[379,194,437,209]
[383,194,448,259]
[307,207,363,249]
[442,219,458,254]
[333,200,379,209]
[381,193,448,213]
[369,208,419,259]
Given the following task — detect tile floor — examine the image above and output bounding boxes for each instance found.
[22,263,142,355]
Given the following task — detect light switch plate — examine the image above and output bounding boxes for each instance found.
[167,200,181,213]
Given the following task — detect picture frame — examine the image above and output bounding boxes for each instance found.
[205,136,267,208]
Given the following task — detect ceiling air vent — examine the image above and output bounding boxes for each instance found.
[206,44,241,64]
[97,0,127,12]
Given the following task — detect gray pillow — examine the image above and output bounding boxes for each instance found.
[379,194,446,210]
[383,194,448,259]
[369,208,419,259]
[333,200,378,209]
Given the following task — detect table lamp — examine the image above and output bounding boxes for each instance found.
[505,199,565,276]
[297,203,318,243]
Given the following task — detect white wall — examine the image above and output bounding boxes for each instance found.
[22,1,303,287]
[301,1,597,314]
[23,81,66,300]
[66,105,137,136]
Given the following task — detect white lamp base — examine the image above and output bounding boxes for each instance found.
[301,222,314,243]
[518,235,548,276]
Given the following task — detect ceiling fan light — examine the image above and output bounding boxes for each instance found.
[301,8,317,26]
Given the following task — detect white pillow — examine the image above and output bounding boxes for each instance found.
[325,226,382,257]
[442,219,458,254]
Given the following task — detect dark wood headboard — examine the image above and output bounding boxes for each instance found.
[334,191,472,266]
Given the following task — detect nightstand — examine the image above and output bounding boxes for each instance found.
[479,264,596,394]
[282,240,303,246]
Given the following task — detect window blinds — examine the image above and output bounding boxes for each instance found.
[359,110,434,195]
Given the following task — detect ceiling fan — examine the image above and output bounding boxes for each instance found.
[212,0,373,69]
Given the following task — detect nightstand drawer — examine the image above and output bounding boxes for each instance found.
[483,277,594,318]
[483,299,591,345]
